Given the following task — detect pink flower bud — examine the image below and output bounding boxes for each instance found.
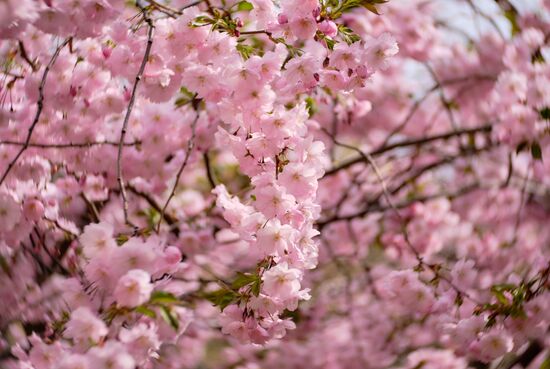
[278,14,288,24]
[312,7,321,19]
[101,45,112,59]
[356,65,373,79]
[123,87,132,101]
[318,20,337,38]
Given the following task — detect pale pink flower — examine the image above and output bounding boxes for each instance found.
[113,237,158,274]
[79,222,117,258]
[119,323,160,363]
[364,32,399,70]
[114,269,153,308]
[88,341,135,369]
[470,329,514,362]
[262,262,302,300]
[256,219,296,256]
[64,307,108,344]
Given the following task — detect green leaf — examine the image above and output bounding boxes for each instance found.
[159,306,180,331]
[491,289,509,305]
[175,96,192,108]
[237,0,254,11]
[116,234,129,245]
[332,0,388,17]
[305,97,317,118]
[251,279,261,297]
[539,356,550,369]
[337,25,361,45]
[150,291,179,305]
[236,43,256,60]
[231,272,259,289]
[363,3,382,14]
[531,141,542,161]
[204,289,239,311]
[504,10,521,36]
[315,31,336,50]
[491,283,516,292]
[179,86,195,98]
[191,15,215,27]
[135,306,157,318]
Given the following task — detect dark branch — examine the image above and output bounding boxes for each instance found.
[323,124,493,178]
[0,38,71,187]
[117,5,154,228]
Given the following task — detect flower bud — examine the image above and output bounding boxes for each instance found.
[318,20,337,38]
[278,14,288,24]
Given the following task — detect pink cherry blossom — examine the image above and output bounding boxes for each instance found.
[114,269,153,308]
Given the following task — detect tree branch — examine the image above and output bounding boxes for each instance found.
[117,5,154,228]
[0,140,139,149]
[323,124,492,178]
[157,112,199,232]
[0,38,71,187]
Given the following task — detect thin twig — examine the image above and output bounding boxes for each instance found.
[502,153,513,188]
[0,38,71,187]
[44,217,79,238]
[157,113,199,232]
[126,183,178,229]
[117,5,154,228]
[323,132,482,304]
[203,151,217,189]
[0,140,139,148]
[425,63,461,133]
[18,40,38,71]
[319,144,495,227]
[377,74,494,148]
[465,0,505,39]
[509,166,530,247]
[323,124,492,177]
[178,0,203,11]
[81,193,100,222]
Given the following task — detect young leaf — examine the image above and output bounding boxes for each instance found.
[204,289,239,311]
[150,291,180,305]
[337,25,361,45]
[159,306,180,331]
[237,1,254,11]
[305,97,317,118]
[236,43,256,60]
[135,305,157,318]
[231,272,259,289]
[251,279,261,297]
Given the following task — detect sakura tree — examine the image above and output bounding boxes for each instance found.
[0,0,549,368]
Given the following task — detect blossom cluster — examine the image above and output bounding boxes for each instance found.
[1,0,550,369]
